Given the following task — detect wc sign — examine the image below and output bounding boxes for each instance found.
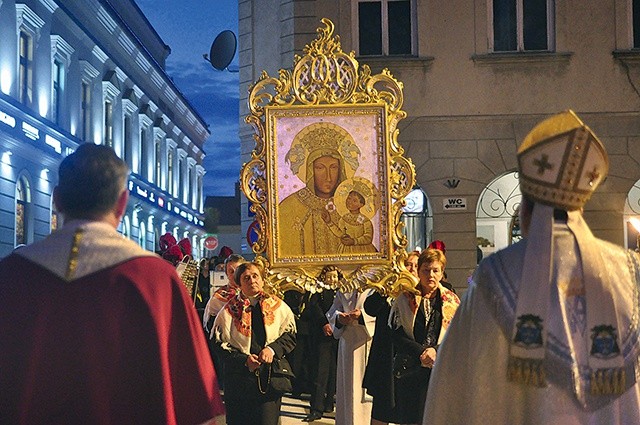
[443,197,467,211]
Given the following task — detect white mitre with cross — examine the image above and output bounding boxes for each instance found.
[517,110,608,211]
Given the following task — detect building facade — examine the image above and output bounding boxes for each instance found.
[239,0,640,291]
[203,182,242,258]
[0,0,209,258]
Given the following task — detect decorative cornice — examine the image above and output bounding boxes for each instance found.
[164,88,177,103]
[122,88,138,115]
[153,125,167,139]
[38,0,58,13]
[102,77,120,101]
[133,85,145,99]
[15,4,45,32]
[117,32,136,55]
[79,60,99,80]
[41,0,207,146]
[135,52,151,72]
[175,101,187,114]
[471,51,573,65]
[138,105,154,127]
[612,49,640,65]
[150,70,164,89]
[96,6,117,34]
[92,45,109,64]
[114,67,128,83]
[102,70,120,100]
[51,34,75,62]
[356,55,434,71]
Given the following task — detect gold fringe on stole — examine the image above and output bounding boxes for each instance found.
[65,228,84,281]
[590,368,626,395]
[507,356,546,387]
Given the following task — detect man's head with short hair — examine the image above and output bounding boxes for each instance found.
[54,144,129,224]
[224,254,245,268]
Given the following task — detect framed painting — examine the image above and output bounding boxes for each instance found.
[241,19,415,294]
[267,105,388,264]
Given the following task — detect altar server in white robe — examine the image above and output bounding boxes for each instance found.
[327,275,376,425]
[423,110,640,425]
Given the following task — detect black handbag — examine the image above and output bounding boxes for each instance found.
[392,352,423,380]
[256,357,295,394]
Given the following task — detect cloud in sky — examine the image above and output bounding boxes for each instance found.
[136,0,239,196]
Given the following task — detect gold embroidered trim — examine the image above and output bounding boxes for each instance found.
[65,228,84,281]
[590,368,626,395]
[507,356,547,387]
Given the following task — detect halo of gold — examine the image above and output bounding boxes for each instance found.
[334,177,380,220]
[286,122,359,183]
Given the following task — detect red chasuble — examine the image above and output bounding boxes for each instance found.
[0,221,225,425]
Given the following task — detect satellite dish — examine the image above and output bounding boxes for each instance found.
[204,30,237,71]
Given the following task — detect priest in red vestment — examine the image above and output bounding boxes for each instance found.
[0,144,225,425]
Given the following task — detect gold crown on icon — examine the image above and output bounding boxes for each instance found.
[517,110,609,211]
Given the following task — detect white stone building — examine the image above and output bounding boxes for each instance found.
[0,0,209,258]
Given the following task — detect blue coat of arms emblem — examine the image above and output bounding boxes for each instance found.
[514,314,544,348]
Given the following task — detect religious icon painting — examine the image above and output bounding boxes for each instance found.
[241,19,415,294]
[268,107,386,262]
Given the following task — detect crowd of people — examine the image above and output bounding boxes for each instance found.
[3,110,640,425]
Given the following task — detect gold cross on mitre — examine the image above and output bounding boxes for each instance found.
[532,154,554,175]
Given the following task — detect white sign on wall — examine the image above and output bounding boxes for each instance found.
[443,197,467,211]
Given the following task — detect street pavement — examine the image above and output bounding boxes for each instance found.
[279,393,335,425]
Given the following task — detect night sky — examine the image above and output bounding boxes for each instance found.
[136,0,240,197]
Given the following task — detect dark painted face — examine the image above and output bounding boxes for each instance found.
[313,155,340,198]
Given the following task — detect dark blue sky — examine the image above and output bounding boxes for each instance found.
[136,0,240,197]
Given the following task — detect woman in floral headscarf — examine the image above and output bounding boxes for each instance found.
[213,261,296,425]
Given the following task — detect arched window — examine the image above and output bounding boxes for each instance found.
[401,187,432,251]
[624,179,640,250]
[192,234,199,260]
[139,221,147,250]
[15,176,32,246]
[147,216,156,252]
[122,215,131,239]
[476,171,522,259]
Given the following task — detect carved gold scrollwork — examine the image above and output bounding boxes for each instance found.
[240,158,268,253]
[389,156,415,200]
[363,69,405,114]
[241,18,414,295]
[292,20,359,104]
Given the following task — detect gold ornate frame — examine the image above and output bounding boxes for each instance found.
[241,19,415,295]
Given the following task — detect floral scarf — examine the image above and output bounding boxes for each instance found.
[389,284,460,345]
[213,291,296,355]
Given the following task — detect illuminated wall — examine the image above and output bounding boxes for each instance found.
[0,0,210,258]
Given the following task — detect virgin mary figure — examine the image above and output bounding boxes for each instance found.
[277,122,361,257]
